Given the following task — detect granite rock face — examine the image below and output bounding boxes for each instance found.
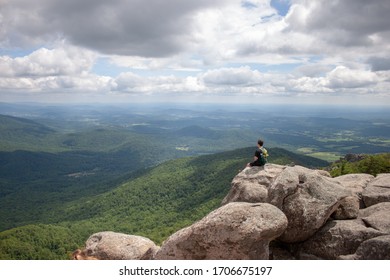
[154,202,288,260]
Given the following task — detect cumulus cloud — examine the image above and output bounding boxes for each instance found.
[0,43,109,93]
[0,0,389,104]
[111,72,204,94]
[289,66,385,93]
[326,66,379,89]
[1,0,227,57]
[0,74,111,93]
[0,45,96,77]
[286,0,390,49]
[202,67,264,86]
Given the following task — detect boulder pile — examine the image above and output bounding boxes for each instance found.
[74,164,390,260]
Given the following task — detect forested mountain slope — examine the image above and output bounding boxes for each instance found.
[0,147,328,259]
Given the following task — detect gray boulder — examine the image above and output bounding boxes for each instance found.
[295,219,384,259]
[267,166,354,243]
[332,196,360,220]
[359,202,390,217]
[334,173,374,195]
[84,231,159,260]
[339,235,390,260]
[362,174,390,207]
[154,202,288,260]
[221,164,286,205]
[334,173,374,209]
[359,202,390,234]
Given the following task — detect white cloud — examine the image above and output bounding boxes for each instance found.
[0,44,96,77]
[288,66,387,93]
[326,66,379,89]
[111,72,205,94]
[0,43,109,93]
[202,67,264,86]
[286,0,390,50]
[0,0,389,105]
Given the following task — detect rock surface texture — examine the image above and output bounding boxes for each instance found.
[82,231,159,260]
[76,164,390,260]
[154,202,287,260]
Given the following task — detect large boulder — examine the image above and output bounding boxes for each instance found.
[267,166,354,243]
[359,202,390,234]
[334,173,374,196]
[83,231,159,260]
[359,202,390,218]
[221,164,286,205]
[295,219,384,259]
[154,202,288,260]
[332,196,360,220]
[334,173,374,209]
[362,174,390,207]
[339,235,390,260]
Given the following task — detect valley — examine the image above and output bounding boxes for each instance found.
[0,102,389,259]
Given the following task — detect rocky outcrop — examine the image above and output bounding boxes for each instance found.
[221,165,389,259]
[154,202,287,260]
[74,164,390,260]
[223,165,355,243]
[81,231,159,260]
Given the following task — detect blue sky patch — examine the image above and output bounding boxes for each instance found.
[270,0,291,16]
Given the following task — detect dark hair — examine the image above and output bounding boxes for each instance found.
[257,139,264,146]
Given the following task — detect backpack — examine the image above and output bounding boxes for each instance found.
[258,147,268,166]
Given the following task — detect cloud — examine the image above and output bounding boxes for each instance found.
[1,0,226,57]
[326,66,379,89]
[0,0,389,105]
[288,66,384,93]
[111,72,204,94]
[202,67,264,86]
[367,57,390,72]
[0,75,111,93]
[0,45,96,77]
[0,43,108,93]
[286,0,390,48]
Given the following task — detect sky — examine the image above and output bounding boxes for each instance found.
[0,0,389,106]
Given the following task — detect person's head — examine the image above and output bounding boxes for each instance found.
[257,139,264,147]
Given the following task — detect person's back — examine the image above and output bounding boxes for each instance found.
[247,139,268,167]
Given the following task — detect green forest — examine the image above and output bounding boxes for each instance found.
[329,153,390,177]
[0,147,329,260]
